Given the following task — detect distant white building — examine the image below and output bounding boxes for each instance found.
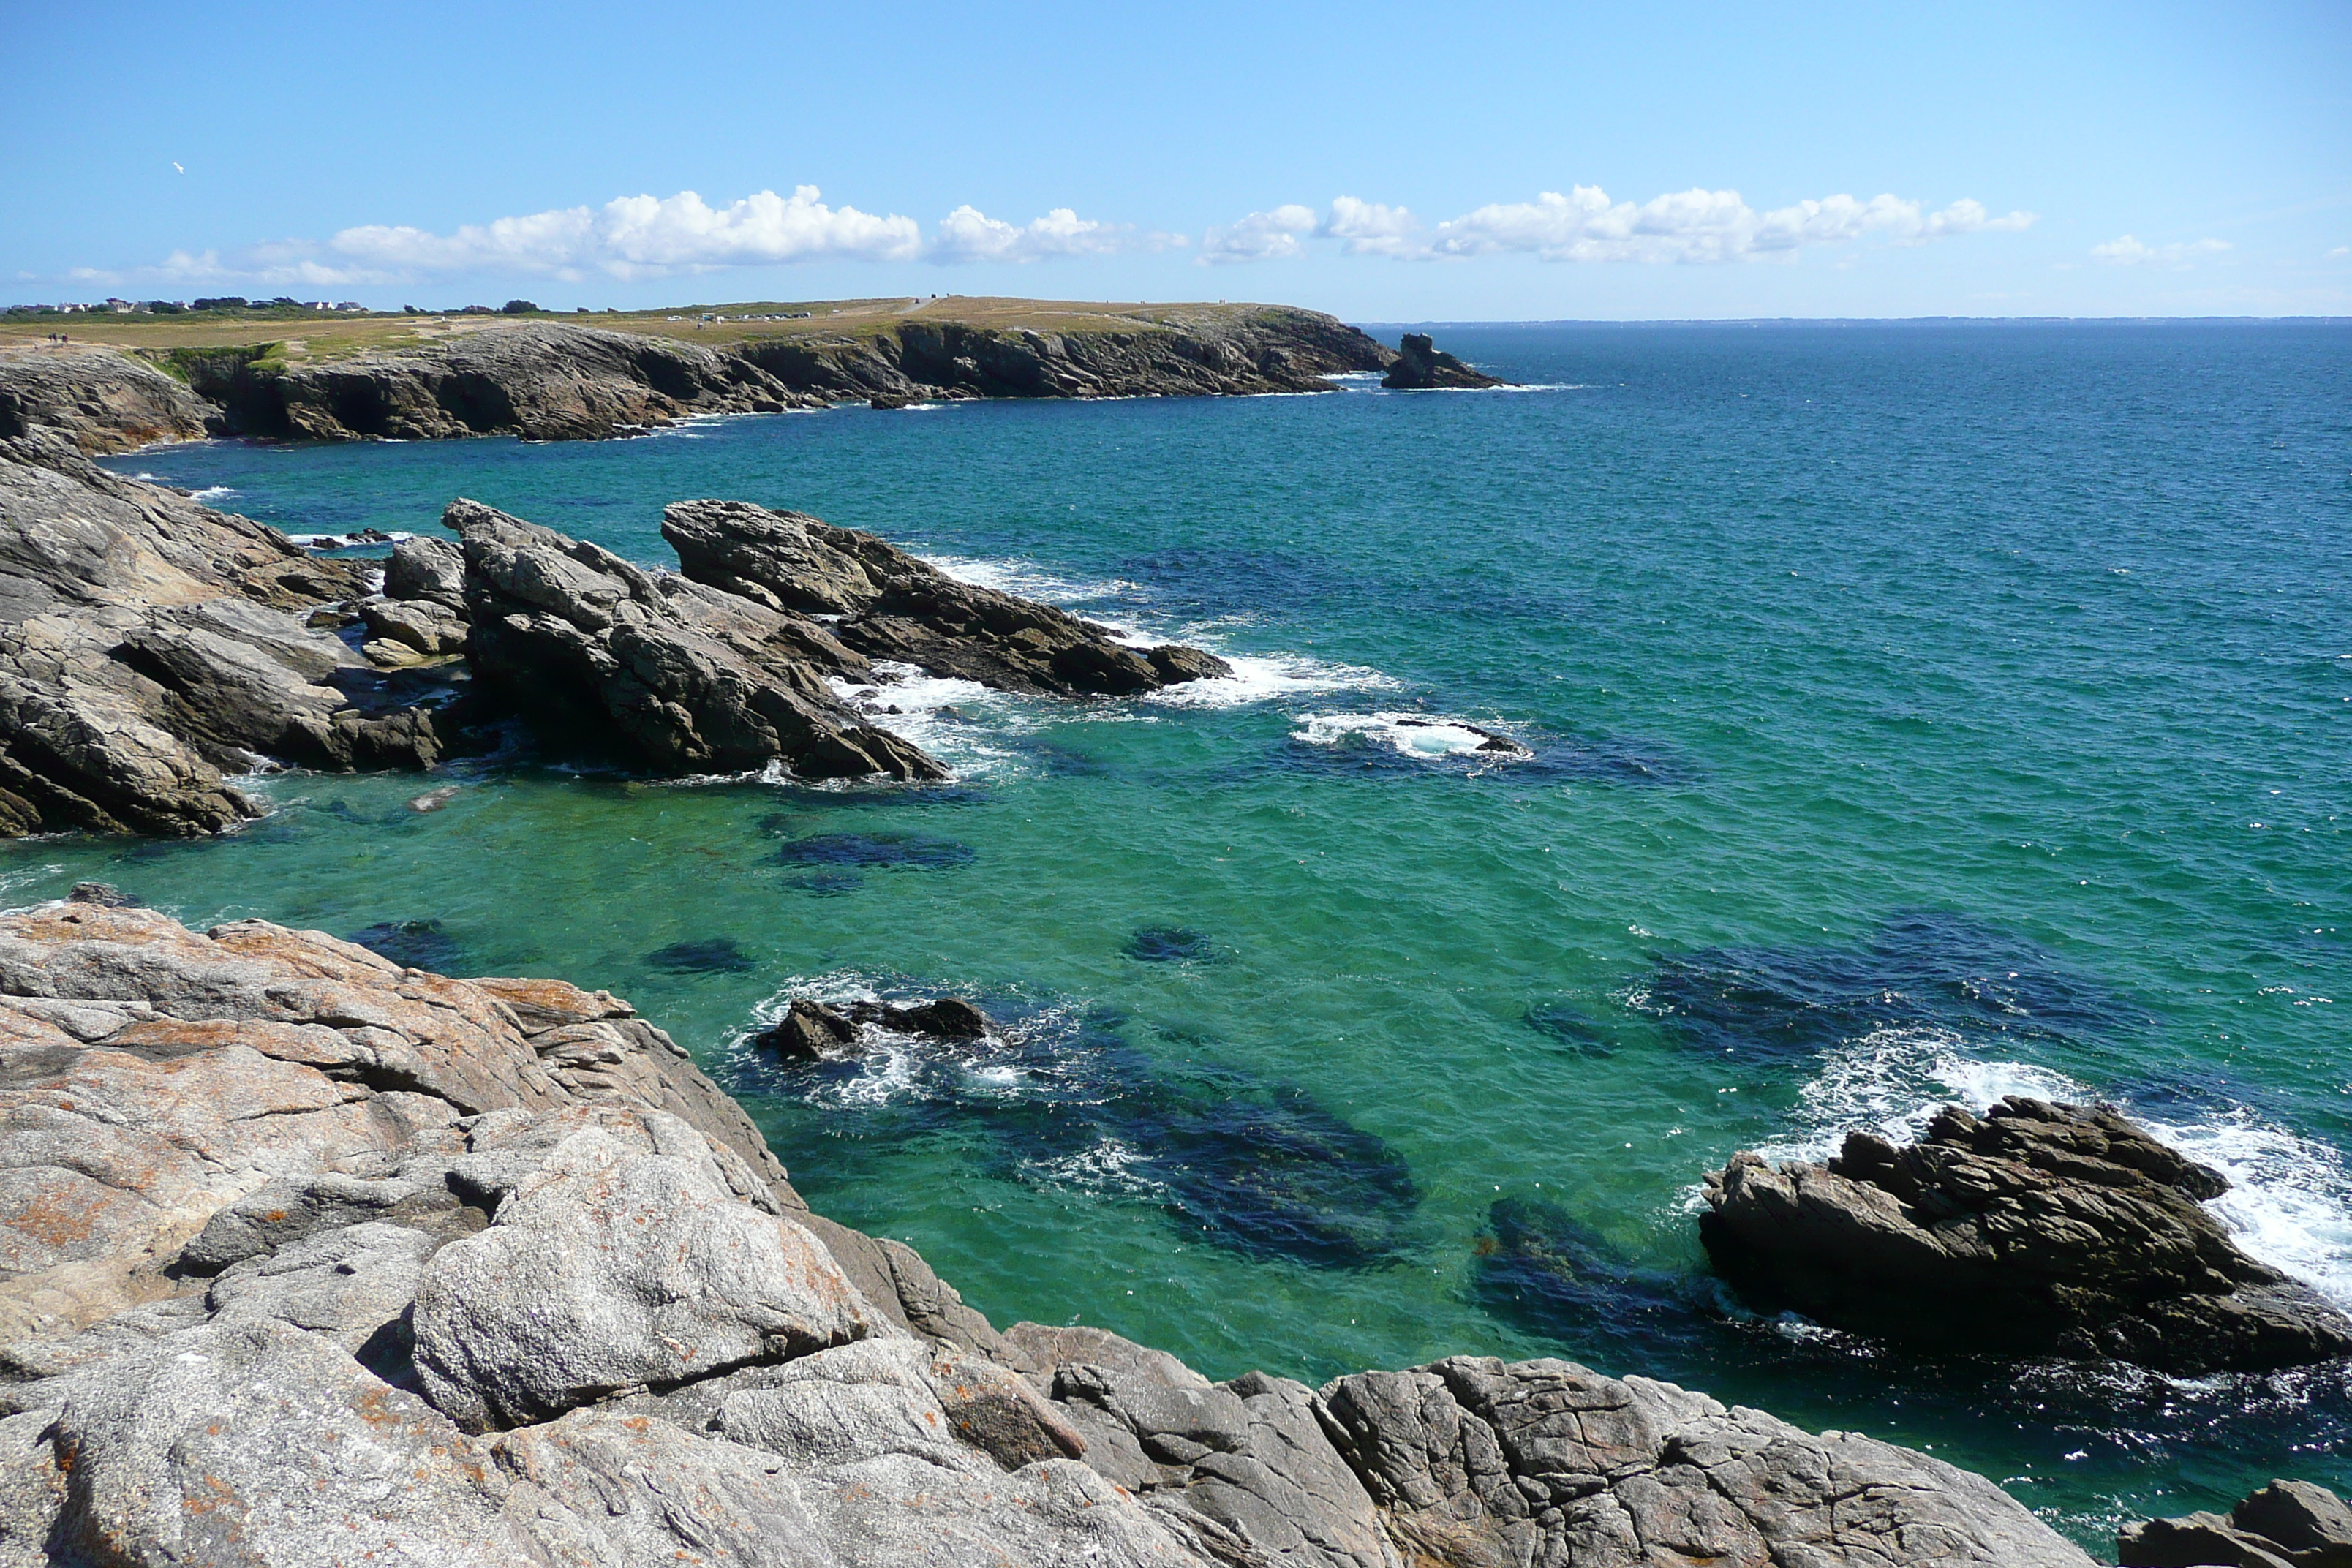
[335,302,366,313]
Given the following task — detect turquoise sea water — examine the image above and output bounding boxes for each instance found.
[16,321,2350,1552]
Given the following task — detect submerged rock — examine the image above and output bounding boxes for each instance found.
[1700,1096,2352,1373]
[647,937,757,973]
[1124,925,1220,963]
[1379,332,1507,390]
[2120,1478,2352,1567]
[345,917,462,970]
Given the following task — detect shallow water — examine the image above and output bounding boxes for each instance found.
[23,320,2348,1551]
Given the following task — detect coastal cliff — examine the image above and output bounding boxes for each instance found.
[0,897,2100,1567]
[0,301,1399,447]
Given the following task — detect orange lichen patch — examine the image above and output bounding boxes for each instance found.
[467,977,637,1030]
[0,1009,80,1050]
[1,1190,100,1250]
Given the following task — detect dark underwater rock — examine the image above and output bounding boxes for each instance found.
[1701,1096,2352,1373]
[2121,1479,2352,1567]
[1379,332,1507,390]
[1474,1197,1711,1357]
[780,870,864,896]
[758,995,1420,1271]
[1635,910,2142,1060]
[67,881,143,908]
[772,830,975,870]
[1520,1000,1616,1055]
[1123,925,1218,963]
[346,919,462,971]
[646,938,755,973]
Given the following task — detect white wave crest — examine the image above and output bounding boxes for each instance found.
[1292,710,1520,758]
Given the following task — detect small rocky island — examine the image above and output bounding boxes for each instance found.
[1701,1096,2352,1373]
[1380,332,1508,390]
[0,896,2103,1565]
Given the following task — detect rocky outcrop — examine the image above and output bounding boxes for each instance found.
[736,306,1395,405]
[662,498,1233,696]
[1381,333,1507,391]
[0,435,444,837]
[0,308,1397,451]
[2120,1479,2352,1567]
[0,346,219,454]
[444,497,945,781]
[0,900,2103,1567]
[178,325,827,442]
[1700,1096,2352,1373]
[1317,1354,2092,1567]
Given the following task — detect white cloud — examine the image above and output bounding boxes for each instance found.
[1424,187,2033,263]
[1322,197,1422,257]
[2323,245,2348,260]
[1198,188,2033,265]
[2091,234,2231,267]
[1198,205,1319,265]
[65,188,1173,289]
[929,205,1183,263]
[331,187,922,280]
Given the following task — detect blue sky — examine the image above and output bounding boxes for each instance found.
[7,0,2346,318]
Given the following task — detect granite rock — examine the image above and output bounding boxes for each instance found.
[445,496,946,781]
[1700,1096,2352,1372]
[0,436,441,837]
[2121,1479,2352,1568]
[663,497,1231,696]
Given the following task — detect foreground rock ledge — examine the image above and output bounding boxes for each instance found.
[0,899,2094,1565]
[1701,1096,2352,1373]
[2121,1478,2352,1567]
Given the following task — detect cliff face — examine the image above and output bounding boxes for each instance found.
[0,347,219,454]
[0,306,1398,448]
[0,899,2100,1567]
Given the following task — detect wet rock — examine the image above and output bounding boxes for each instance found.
[868,391,913,410]
[407,783,461,812]
[65,882,140,908]
[1380,332,1507,391]
[443,496,946,783]
[647,936,756,973]
[1,435,441,837]
[2122,1479,2352,1567]
[662,497,1232,698]
[1700,1096,2352,1373]
[755,998,859,1060]
[848,995,991,1041]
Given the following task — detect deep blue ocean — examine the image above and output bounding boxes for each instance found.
[14,320,2348,1554]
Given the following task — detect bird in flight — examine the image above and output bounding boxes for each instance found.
[172,162,184,174]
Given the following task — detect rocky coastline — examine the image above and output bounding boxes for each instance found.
[0,895,2103,1566]
[0,437,1229,836]
[0,304,1401,449]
